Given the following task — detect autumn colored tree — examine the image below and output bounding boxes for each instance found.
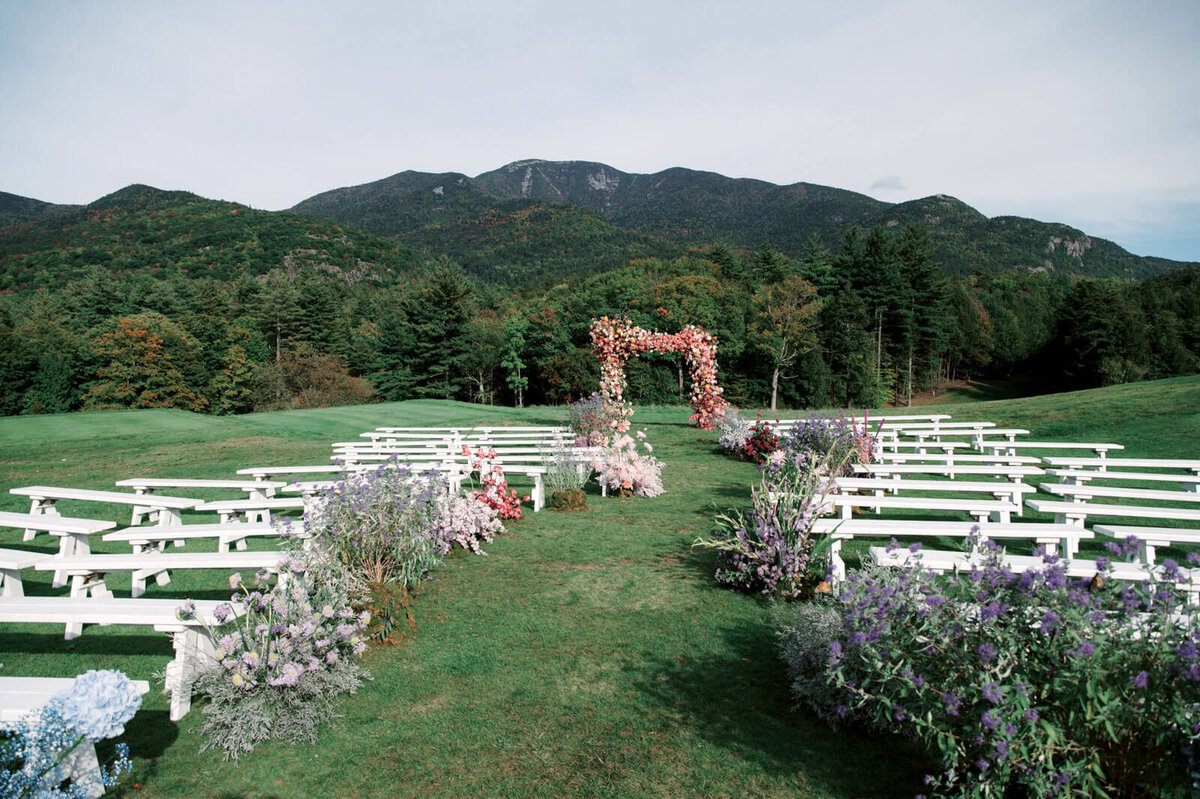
[83,318,207,411]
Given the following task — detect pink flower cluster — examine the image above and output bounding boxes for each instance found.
[589,316,728,430]
[462,445,528,520]
[592,430,664,497]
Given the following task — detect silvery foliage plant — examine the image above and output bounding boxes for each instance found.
[716,409,753,452]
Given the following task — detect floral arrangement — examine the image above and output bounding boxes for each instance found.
[562,393,618,448]
[593,429,664,498]
[0,669,140,797]
[431,493,503,554]
[461,446,527,520]
[782,413,878,474]
[738,420,780,464]
[791,535,1200,797]
[589,316,728,431]
[306,462,448,587]
[695,447,843,599]
[716,409,753,452]
[178,550,370,761]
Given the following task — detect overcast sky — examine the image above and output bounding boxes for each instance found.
[2,0,1197,260]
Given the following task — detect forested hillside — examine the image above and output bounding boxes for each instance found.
[292,159,1195,281]
[0,185,422,291]
[1,177,1197,421]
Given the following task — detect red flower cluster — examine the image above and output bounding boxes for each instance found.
[739,421,780,464]
[589,316,728,431]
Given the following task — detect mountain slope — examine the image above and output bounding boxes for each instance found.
[291,159,1194,281]
[0,184,423,291]
[401,200,686,285]
[0,191,78,229]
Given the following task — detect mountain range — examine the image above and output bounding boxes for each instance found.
[2,160,1194,291]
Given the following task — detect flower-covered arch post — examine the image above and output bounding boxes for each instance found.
[589,316,728,431]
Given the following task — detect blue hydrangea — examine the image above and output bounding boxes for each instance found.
[57,670,143,742]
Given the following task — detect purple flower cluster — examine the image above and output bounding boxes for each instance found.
[821,535,1200,796]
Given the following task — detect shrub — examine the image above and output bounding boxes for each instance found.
[774,599,858,729]
[593,430,664,498]
[306,463,448,587]
[813,537,1200,797]
[545,444,592,511]
[179,551,370,761]
[694,448,844,599]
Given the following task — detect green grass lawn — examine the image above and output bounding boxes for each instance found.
[1,376,1198,797]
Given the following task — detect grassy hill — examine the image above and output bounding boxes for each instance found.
[0,377,1197,797]
[0,185,424,291]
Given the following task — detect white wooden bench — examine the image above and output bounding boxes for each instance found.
[1025,498,1200,528]
[876,453,1043,465]
[237,465,345,482]
[983,441,1125,459]
[0,511,119,589]
[194,497,306,524]
[853,463,1045,481]
[0,547,54,597]
[1039,483,1200,505]
[869,546,1200,601]
[810,519,1089,581]
[10,486,203,527]
[1047,469,1200,492]
[835,477,1035,511]
[38,550,290,599]
[115,478,287,524]
[828,494,1020,523]
[1093,524,1200,565]
[102,521,299,553]
[0,675,151,798]
[0,597,238,719]
[1042,457,1200,474]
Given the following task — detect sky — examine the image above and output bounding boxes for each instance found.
[2,0,1198,261]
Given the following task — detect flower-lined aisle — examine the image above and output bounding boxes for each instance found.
[589,316,727,431]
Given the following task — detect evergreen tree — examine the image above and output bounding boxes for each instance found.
[23,352,76,414]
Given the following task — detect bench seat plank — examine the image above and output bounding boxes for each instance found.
[1043,457,1200,472]
[1026,499,1200,526]
[37,550,289,598]
[1040,483,1200,504]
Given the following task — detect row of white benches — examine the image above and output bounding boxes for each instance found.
[834,453,1200,594]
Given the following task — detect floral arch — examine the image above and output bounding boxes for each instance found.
[589,316,728,430]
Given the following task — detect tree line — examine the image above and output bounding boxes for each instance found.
[1,223,1197,417]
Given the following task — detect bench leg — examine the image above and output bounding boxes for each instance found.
[156,509,183,526]
[533,476,544,512]
[0,567,23,597]
[829,539,846,584]
[53,532,89,589]
[164,628,217,721]
[24,498,58,541]
[56,738,104,799]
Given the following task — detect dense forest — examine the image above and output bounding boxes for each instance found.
[1,191,1197,417]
